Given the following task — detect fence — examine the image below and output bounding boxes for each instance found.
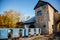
[0,28,41,39]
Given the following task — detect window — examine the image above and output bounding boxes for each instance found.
[37,11,42,16]
[43,25,46,28]
[52,25,54,29]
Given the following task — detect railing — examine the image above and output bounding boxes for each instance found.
[0,28,41,39]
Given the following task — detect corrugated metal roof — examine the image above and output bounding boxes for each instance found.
[24,17,36,24]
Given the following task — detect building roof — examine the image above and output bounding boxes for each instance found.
[34,1,58,12]
[24,17,36,24]
[16,17,36,25]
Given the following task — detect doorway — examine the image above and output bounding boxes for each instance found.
[56,22,60,32]
[56,20,60,32]
[29,24,35,28]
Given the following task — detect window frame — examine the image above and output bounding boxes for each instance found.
[37,11,42,16]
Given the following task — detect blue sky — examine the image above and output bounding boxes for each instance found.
[0,0,60,18]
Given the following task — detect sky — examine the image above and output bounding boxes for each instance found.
[0,0,60,18]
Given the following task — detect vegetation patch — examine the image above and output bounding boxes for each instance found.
[48,38,54,40]
[33,37,42,40]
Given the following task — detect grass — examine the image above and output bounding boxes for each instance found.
[33,37,54,40]
[33,37,42,40]
[48,38,54,40]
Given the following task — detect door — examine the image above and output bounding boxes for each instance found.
[57,22,60,32]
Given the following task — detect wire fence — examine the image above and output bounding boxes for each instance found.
[0,28,60,40]
[0,28,41,39]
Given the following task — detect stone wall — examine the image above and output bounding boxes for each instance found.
[34,4,59,34]
[35,4,50,34]
[47,4,55,34]
[53,12,60,32]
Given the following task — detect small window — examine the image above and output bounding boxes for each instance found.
[43,25,46,28]
[37,11,42,16]
[52,25,54,29]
